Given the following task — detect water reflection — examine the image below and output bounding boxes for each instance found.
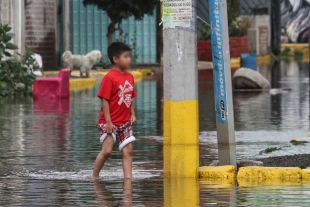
[200,180,236,207]
[93,179,134,206]
[270,61,282,126]
[134,80,162,136]
[164,178,199,207]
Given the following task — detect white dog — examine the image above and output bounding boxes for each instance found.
[62,50,102,77]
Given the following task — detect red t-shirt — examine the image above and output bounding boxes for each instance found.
[97,69,137,126]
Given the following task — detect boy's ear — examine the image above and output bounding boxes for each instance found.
[113,56,118,63]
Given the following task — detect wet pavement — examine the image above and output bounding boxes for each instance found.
[0,61,310,206]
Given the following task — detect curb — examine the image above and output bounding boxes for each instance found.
[237,166,302,181]
[199,166,235,180]
[257,55,272,65]
[70,78,96,91]
[44,70,146,82]
[302,169,310,180]
[198,45,310,70]
[43,69,150,92]
[199,166,310,183]
[231,57,241,68]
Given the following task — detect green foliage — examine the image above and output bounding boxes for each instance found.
[290,139,309,146]
[199,5,248,40]
[83,0,157,22]
[0,24,38,97]
[272,47,304,62]
[83,0,158,44]
[199,25,211,41]
[259,147,285,155]
[293,49,304,61]
[199,160,206,167]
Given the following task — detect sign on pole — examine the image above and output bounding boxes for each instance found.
[208,0,236,166]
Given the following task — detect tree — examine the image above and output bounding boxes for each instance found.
[83,0,158,45]
[227,0,239,14]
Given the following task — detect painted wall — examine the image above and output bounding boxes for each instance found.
[281,0,310,43]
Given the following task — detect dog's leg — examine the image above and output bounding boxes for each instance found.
[86,69,90,78]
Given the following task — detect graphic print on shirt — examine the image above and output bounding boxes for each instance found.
[118,80,134,108]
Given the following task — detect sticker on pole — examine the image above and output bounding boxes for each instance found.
[162,0,192,29]
[208,0,228,123]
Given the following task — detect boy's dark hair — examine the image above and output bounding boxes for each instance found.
[108,42,131,64]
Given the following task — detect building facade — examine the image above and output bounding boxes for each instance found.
[0,0,59,70]
[1,0,159,70]
[25,0,59,69]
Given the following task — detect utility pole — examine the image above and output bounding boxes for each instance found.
[270,0,281,90]
[270,0,281,56]
[208,0,236,166]
[163,0,199,177]
[308,27,310,85]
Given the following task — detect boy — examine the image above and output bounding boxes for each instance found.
[93,42,137,179]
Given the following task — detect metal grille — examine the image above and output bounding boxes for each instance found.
[240,0,269,15]
[197,0,209,33]
[71,0,157,64]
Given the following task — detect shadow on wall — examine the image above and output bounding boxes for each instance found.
[281,0,310,43]
[25,0,56,70]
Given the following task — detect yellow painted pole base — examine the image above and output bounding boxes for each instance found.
[164,100,199,178]
[164,144,199,178]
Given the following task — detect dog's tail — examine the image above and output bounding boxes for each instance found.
[62,51,72,61]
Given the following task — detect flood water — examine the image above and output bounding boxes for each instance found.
[0,61,310,206]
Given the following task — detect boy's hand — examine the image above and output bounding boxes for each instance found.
[131,115,137,124]
[106,121,113,134]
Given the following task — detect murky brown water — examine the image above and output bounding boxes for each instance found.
[1,61,310,206]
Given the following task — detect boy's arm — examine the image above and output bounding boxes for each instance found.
[131,76,137,123]
[130,103,136,123]
[102,98,113,133]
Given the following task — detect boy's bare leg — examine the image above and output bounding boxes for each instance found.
[92,135,114,178]
[122,143,133,179]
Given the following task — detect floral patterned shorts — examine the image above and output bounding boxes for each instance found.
[97,120,135,151]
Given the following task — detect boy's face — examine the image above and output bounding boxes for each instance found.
[113,51,131,70]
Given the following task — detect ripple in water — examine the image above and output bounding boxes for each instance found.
[4,169,161,181]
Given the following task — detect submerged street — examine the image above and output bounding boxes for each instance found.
[0,62,310,206]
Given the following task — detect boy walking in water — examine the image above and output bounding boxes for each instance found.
[93,42,137,179]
